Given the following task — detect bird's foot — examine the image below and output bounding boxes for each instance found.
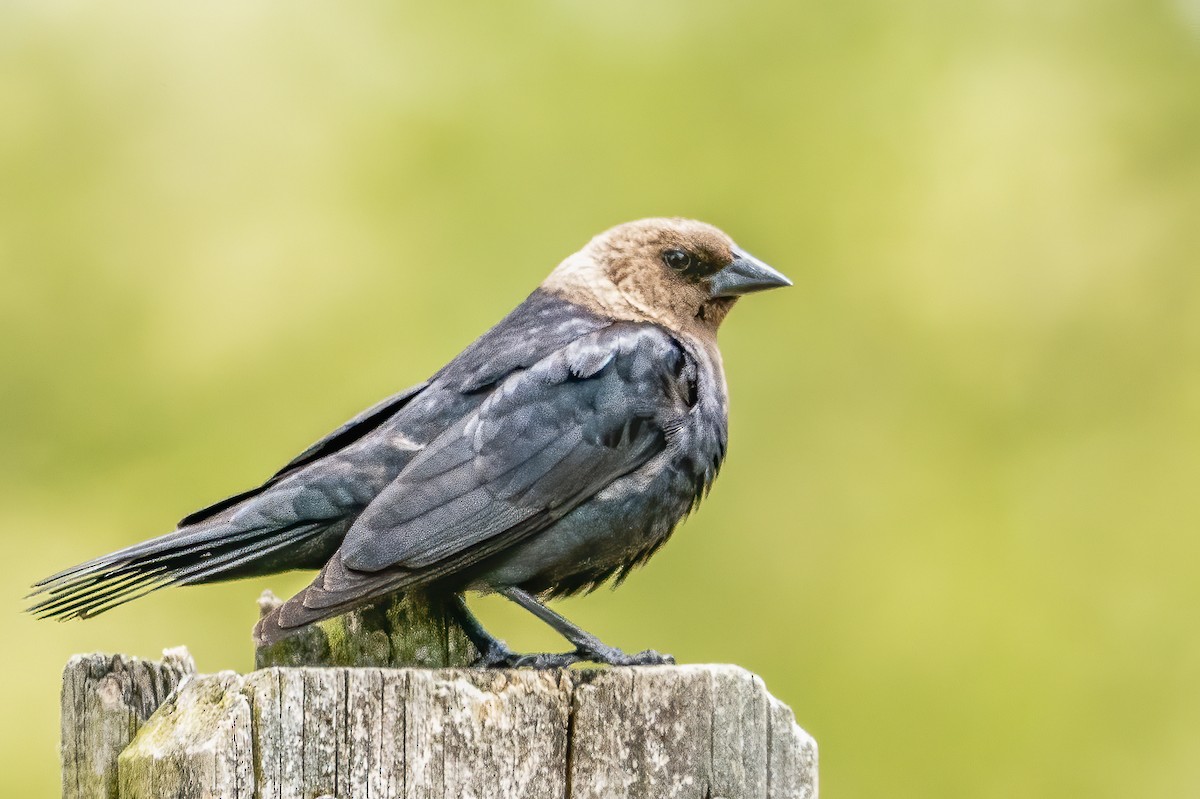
[476,646,583,670]
[469,625,673,669]
[471,634,582,669]
[577,644,675,667]
[562,629,675,666]
[478,647,673,669]
[510,651,585,669]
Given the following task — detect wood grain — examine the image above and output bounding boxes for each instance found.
[102,664,817,798]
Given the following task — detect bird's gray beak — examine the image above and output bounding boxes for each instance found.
[708,250,792,298]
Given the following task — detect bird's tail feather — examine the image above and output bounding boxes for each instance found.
[28,520,328,621]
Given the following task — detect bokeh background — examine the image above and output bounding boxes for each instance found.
[3,1,1199,796]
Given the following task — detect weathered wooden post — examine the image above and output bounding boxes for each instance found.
[61,591,818,798]
[60,648,196,799]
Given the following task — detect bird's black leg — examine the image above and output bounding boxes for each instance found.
[499,586,674,667]
[450,594,581,669]
[450,594,514,667]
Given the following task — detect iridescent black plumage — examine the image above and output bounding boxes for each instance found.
[30,218,789,666]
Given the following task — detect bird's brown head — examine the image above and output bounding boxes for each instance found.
[543,218,791,333]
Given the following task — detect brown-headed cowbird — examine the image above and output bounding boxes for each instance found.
[30,218,790,667]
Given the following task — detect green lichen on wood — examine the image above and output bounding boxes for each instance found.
[253,590,476,669]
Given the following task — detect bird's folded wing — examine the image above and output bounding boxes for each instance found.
[339,323,693,574]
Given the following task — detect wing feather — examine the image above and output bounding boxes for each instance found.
[256,323,696,642]
[340,323,690,574]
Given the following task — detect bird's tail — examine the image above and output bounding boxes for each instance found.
[28,520,333,621]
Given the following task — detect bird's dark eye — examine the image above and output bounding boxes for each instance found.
[663,249,693,272]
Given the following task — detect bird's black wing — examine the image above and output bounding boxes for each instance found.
[341,322,692,572]
[258,323,696,634]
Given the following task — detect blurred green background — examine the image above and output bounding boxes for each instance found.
[3,1,1199,796]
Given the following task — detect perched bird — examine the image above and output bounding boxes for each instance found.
[30,218,790,667]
